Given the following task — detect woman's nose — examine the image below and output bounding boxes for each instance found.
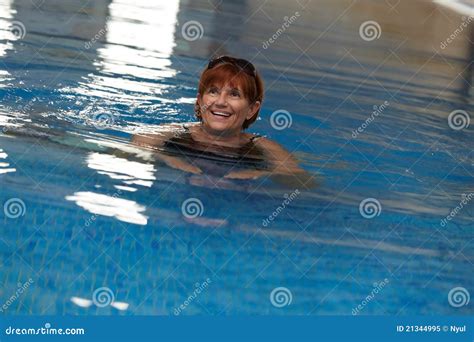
[215,92,227,106]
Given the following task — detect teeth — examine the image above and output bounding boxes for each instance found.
[212,111,231,117]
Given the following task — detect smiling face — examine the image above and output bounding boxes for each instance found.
[198,83,260,137]
[195,62,264,137]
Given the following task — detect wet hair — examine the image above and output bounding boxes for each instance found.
[194,60,264,129]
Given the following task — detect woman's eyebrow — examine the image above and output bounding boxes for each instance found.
[227,86,241,92]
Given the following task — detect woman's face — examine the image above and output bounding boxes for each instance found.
[198,82,260,137]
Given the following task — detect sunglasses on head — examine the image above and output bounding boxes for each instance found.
[207,56,257,78]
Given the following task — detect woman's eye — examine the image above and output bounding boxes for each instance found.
[230,91,240,97]
[209,88,219,94]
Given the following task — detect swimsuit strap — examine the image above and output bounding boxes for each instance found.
[249,134,263,142]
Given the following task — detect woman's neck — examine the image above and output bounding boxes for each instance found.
[194,124,247,147]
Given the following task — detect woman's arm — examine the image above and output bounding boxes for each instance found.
[225,137,316,188]
[254,137,305,175]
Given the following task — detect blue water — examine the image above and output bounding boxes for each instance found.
[0,0,473,315]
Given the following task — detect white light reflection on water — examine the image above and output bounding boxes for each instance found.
[76,0,180,99]
[65,191,148,226]
[64,138,157,225]
[65,0,183,132]
[0,148,15,174]
[0,0,14,83]
[106,0,179,55]
[86,152,156,188]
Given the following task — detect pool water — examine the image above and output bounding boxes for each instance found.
[0,0,473,315]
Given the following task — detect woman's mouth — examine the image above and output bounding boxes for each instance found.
[211,110,232,118]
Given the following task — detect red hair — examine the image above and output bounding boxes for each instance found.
[195,62,264,129]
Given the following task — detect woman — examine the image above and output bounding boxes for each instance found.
[133,55,312,186]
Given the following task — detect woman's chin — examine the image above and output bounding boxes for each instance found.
[203,121,235,135]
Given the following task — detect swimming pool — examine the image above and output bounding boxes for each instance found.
[0,0,472,315]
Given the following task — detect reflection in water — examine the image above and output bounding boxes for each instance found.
[65,191,148,225]
[76,1,179,97]
[0,148,15,174]
[0,1,14,89]
[67,0,182,131]
[86,152,156,188]
[106,0,179,54]
[64,143,155,225]
[70,296,129,311]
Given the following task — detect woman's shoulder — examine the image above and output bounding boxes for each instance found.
[242,132,264,143]
[249,134,280,149]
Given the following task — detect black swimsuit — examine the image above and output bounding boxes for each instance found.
[162,125,269,177]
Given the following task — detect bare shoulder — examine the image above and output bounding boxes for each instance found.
[254,136,305,173]
[253,136,290,154]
